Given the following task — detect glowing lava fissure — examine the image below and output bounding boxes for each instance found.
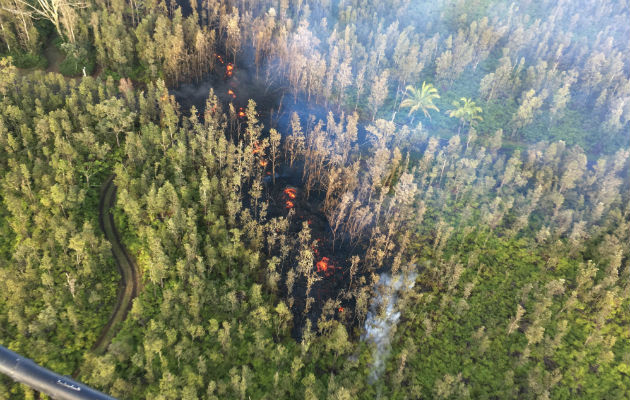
[282,187,298,210]
[284,188,297,199]
[316,256,338,277]
[172,52,374,341]
[316,256,330,273]
[316,256,340,277]
[263,175,369,341]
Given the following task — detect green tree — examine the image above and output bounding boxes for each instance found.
[400,81,440,122]
[447,97,483,134]
[91,97,136,147]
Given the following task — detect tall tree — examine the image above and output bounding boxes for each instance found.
[2,0,86,43]
[447,97,483,134]
[269,128,281,185]
[368,70,389,121]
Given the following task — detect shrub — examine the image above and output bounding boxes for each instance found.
[59,42,95,76]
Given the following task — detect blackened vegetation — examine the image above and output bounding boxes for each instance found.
[251,108,419,340]
[173,49,417,340]
[265,170,367,339]
[171,50,283,127]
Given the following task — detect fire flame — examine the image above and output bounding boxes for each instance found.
[338,307,344,313]
[316,257,334,276]
[283,188,297,210]
[215,54,224,64]
[238,108,246,118]
[226,63,234,77]
[283,188,297,199]
[316,257,337,276]
[227,89,236,99]
[253,142,261,154]
[259,159,268,167]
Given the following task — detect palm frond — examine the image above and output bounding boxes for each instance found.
[400,81,440,119]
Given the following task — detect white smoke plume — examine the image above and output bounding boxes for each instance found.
[362,270,417,382]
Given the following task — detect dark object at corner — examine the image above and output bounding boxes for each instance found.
[0,345,117,400]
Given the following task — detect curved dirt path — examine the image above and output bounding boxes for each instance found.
[92,175,140,354]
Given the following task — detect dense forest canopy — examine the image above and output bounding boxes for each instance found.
[0,0,628,399]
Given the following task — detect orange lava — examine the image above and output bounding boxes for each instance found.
[316,257,331,273]
[285,201,294,209]
[316,257,337,277]
[252,142,261,154]
[283,188,297,199]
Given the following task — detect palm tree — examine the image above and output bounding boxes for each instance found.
[400,81,440,123]
[448,97,483,134]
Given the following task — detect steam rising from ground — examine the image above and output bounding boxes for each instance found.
[363,270,417,381]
